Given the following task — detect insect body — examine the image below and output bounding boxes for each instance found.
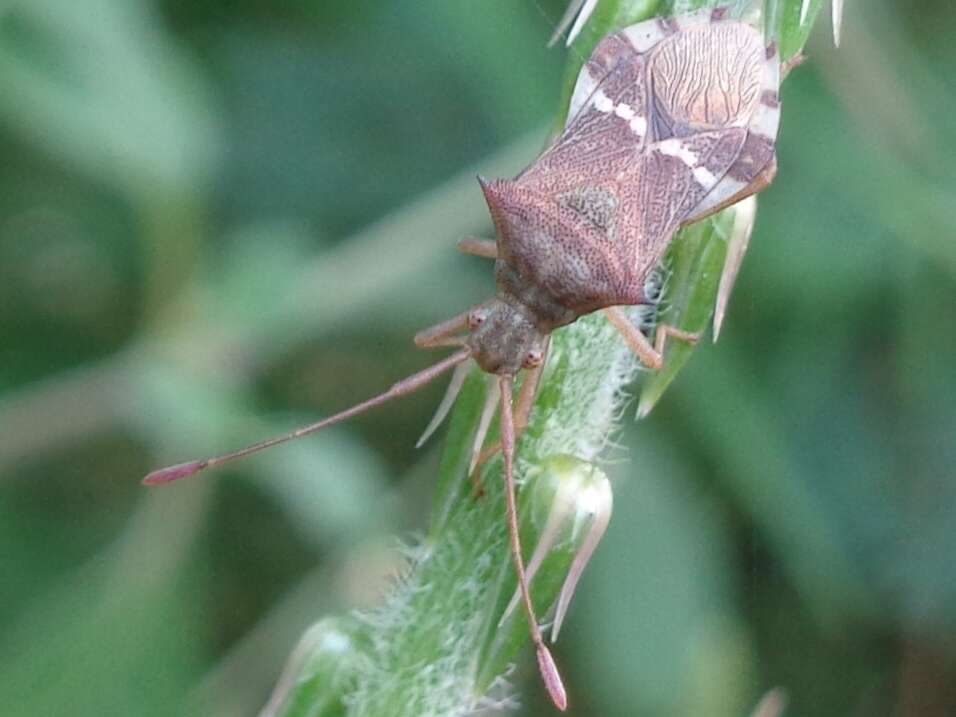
[145,8,782,711]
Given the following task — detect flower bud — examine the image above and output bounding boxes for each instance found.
[261,617,363,717]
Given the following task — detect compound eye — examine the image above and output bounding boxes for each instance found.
[523,348,544,369]
[468,309,488,331]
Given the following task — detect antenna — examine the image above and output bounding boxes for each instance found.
[499,376,568,711]
[143,350,471,485]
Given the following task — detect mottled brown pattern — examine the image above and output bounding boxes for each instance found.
[558,186,619,232]
[726,133,775,182]
[648,130,745,230]
[520,52,648,192]
[588,33,633,77]
[471,10,781,373]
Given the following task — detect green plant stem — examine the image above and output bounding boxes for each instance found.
[264,1,827,715]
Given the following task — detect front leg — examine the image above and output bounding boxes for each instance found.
[458,237,497,259]
[414,308,471,348]
[417,240,495,350]
[604,306,699,371]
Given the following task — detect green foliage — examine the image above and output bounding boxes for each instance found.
[2,1,956,716]
[262,2,833,714]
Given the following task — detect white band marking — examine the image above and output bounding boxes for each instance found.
[593,89,614,113]
[657,138,699,166]
[693,166,717,186]
[614,103,634,120]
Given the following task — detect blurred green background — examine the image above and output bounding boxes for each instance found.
[2,1,955,715]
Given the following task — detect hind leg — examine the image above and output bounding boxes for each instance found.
[604,306,699,371]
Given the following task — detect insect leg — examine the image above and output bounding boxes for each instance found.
[782,53,807,79]
[604,306,699,371]
[654,324,700,357]
[499,376,568,711]
[470,336,550,477]
[457,237,497,259]
[414,308,472,348]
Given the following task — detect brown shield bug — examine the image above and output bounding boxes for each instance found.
[144,7,783,710]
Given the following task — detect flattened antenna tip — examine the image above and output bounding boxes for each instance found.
[536,644,568,711]
[142,459,207,485]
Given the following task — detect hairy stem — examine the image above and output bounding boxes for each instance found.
[263,1,826,715]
